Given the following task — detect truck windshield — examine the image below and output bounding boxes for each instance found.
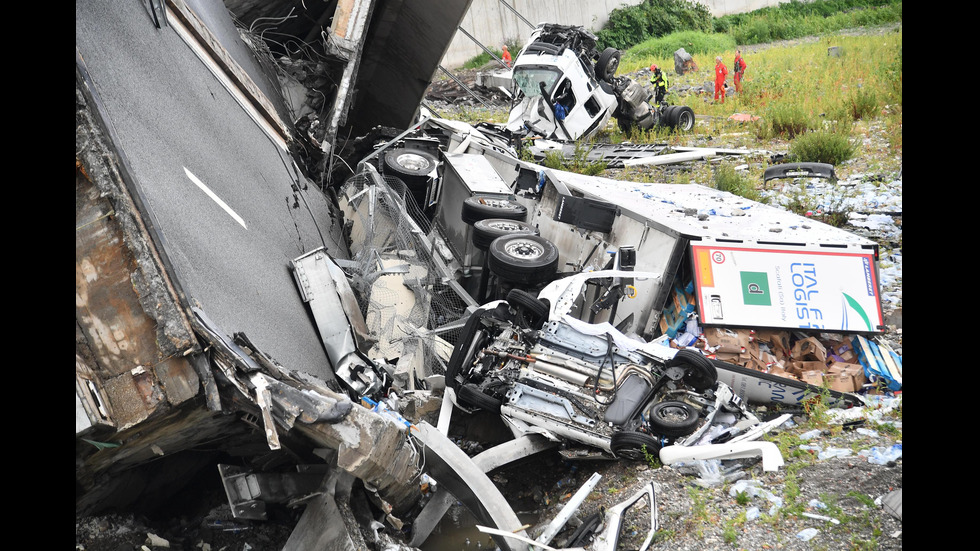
[513,67,561,98]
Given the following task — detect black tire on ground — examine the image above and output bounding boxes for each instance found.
[487,234,560,286]
[668,349,718,392]
[457,383,502,413]
[461,196,527,226]
[610,430,662,461]
[662,105,679,128]
[472,218,539,250]
[506,288,551,329]
[674,106,695,132]
[647,400,701,438]
[596,48,622,81]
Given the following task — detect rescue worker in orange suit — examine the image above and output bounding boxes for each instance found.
[733,50,747,93]
[502,45,512,67]
[714,56,728,103]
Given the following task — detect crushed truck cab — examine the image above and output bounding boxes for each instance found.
[505,24,693,142]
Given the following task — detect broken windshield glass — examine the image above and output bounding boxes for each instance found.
[513,66,561,97]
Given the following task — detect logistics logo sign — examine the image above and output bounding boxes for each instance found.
[740,272,771,306]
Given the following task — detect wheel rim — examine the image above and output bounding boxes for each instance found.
[656,404,692,423]
[481,198,517,211]
[605,58,619,76]
[395,153,431,171]
[487,220,526,232]
[503,238,545,260]
[678,111,693,131]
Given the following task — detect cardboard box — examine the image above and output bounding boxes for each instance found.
[799,360,828,373]
[770,366,798,381]
[756,330,792,357]
[825,362,867,392]
[792,336,827,362]
[800,370,825,386]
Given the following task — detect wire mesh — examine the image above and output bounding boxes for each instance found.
[338,171,469,378]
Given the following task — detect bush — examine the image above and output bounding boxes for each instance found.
[849,88,879,120]
[598,0,713,50]
[767,105,812,138]
[789,131,858,165]
[628,30,736,59]
[719,0,903,46]
[713,164,760,201]
[460,48,502,70]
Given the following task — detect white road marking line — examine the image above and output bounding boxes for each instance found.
[183,167,247,229]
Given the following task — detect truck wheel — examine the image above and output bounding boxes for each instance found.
[488,234,559,286]
[383,148,437,177]
[667,349,718,392]
[674,106,695,132]
[461,196,527,225]
[457,383,502,413]
[445,308,492,389]
[506,288,551,329]
[472,218,538,250]
[596,48,621,81]
[610,430,661,460]
[662,105,679,128]
[647,401,700,438]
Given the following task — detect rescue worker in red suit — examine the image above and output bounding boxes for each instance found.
[714,56,728,103]
[502,45,512,67]
[733,50,747,93]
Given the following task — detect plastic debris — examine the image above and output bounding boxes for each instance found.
[861,444,902,465]
[745,506,760,521]
[803,512,840,524]
[797,528,819,541]
[729,479,782,515]
[817,447,853,460]
[808,499,827,509]
[856,427,879,438]
[800,429,822,441]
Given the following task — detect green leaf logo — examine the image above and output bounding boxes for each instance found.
[842,292,872,331]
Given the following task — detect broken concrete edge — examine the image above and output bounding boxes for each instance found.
[76,52,198,358]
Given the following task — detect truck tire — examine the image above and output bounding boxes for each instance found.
[647,401,700,438]
[445,308,492,389]
[596,48,621,82]
[667,349,718,392]
[472,218,538,250]
[488,234,559,286]
[457,383,502,413]
[674,106,695,132]
[506,288,551,330]
[461,196,527,225]
[662,105,679,128]
[610,430,661,460]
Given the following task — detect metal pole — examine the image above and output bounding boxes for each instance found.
[498,0,535,29]
[457,26,509,69]
[437,65,494,110]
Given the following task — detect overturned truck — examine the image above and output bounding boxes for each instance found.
[504,24,695,143]
[77,1,895,549]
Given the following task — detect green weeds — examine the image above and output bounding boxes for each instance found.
[712,164,761,201]
[789,130,858,165]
